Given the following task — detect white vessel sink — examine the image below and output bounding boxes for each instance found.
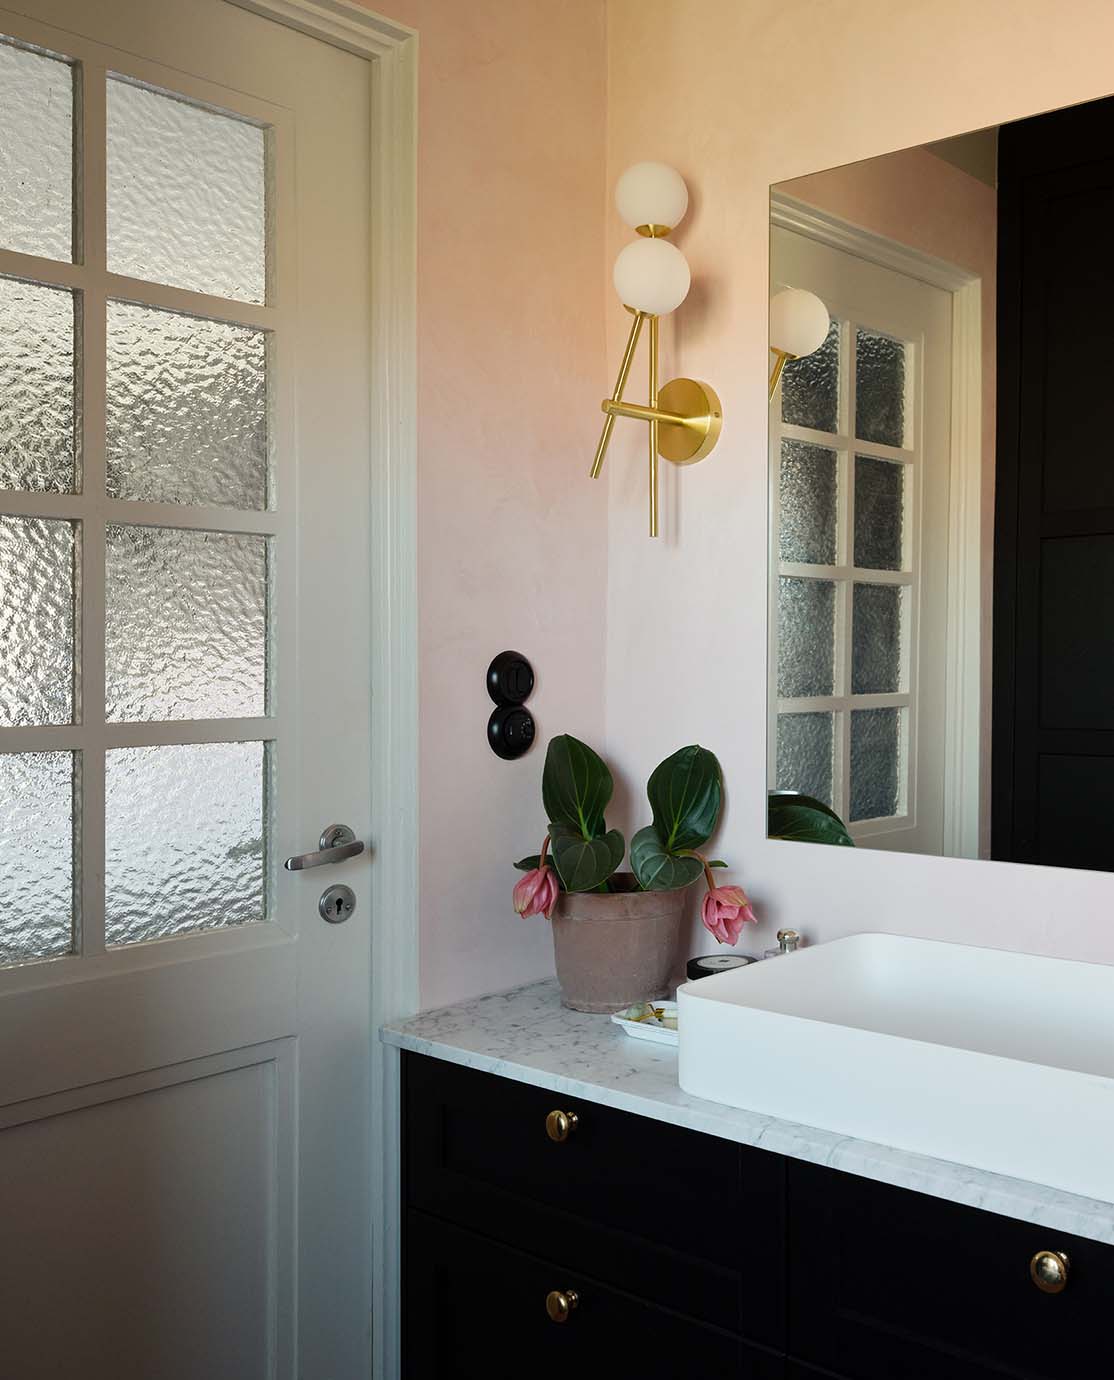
[677,933,1114,1201]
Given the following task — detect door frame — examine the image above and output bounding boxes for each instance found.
[228,4,418,1376]
[769,192,983,860]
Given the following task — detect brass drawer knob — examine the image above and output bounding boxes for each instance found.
[1030,1249,1070,1294]
[545,1109,579,1143]
[545,1288,579,1324]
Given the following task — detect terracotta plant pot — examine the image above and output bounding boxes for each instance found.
[549,873,688,1014]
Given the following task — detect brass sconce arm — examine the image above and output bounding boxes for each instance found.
[768,347,796,402]
[602,398,704,429]
[590,310,647,481]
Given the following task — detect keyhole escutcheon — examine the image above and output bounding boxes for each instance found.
[319,884,357,924]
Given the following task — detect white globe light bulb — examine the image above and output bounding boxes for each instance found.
[612,238,691,316]
[770,288,830,358]
[615,162,689,233]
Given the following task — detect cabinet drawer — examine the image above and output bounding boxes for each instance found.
[403,1052,785,1341]
[404,1211,785,1380]
[789,1160,1114,1380]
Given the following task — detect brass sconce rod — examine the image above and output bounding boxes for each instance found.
[768,347,796,401]
[648,314,660,536]
[590,310,647,480]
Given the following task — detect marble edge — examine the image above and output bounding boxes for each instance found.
[381,988,1114,1247]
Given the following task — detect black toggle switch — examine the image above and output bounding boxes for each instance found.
[487,650,535,706]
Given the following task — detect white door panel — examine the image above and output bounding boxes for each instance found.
[0,1045,294,1379]
[0,2,375,1375]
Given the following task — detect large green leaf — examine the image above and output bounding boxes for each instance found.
[768,791,845,826]
[629,825,704,892]
[549,823,625,892]
[647,745,723,851]
[768,792,854,847]
[542,735,613,839]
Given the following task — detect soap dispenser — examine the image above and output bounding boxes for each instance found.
[764,928,801,959]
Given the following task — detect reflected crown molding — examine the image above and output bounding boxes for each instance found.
[770,192,976,294]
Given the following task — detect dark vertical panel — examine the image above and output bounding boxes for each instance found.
[1040,535,1114,731]
[994,97,1114,869]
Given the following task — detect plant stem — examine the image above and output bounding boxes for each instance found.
[679,848,715,891]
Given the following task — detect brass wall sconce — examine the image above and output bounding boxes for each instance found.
[589,162,722,537]
[768,288,830,401]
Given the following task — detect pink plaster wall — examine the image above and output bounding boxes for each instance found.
[604,0,1114,966]
[779,149,998,855]
[358,0,609,1007]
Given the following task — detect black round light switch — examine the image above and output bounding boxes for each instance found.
[487,650,535,706]
[488,704,536,760]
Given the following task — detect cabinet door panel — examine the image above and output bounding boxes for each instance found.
[404,1052,785,1342]
[789,1160,1114,1380]
[404,1211,785,1380]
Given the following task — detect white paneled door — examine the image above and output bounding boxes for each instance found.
[0,2,382,1375]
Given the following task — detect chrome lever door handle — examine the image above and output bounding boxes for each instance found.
[284,823,366,872]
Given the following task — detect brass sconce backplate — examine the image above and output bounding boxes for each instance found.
[656,378,722,464]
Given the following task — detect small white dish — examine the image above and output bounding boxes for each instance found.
[611,1000,679,1046]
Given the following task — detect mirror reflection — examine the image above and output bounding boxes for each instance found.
[768,97,1114,871]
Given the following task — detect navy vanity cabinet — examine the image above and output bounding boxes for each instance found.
[788,1160,1113,1380]
[402,1052,787,1376]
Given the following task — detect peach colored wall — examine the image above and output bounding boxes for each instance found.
[779,148,998,857]
[605,0,1114,966]
[359,0,609,1007]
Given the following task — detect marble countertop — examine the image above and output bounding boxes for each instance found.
[381,978,1114,1246]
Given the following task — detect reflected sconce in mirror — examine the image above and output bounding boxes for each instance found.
[589,162,723,537]
[768,288,830,401]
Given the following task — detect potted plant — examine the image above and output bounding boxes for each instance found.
[513,735,756,1012]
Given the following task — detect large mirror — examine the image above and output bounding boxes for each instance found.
[767,95,1114,871]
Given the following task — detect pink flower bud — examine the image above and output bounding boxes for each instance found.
[701,884,757,946]
[513,865,560,920]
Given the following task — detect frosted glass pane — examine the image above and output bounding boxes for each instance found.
[782,316,840,433]
[106,525,268,723]
[106,301,268,509]
[854,455,905,571]
[855,327,907,447]
[850,708,902,822]
[0,276,76,493]
[107,77,266,303]
[852,583,904,694]
[0,41,73,261]
[779,439,837,565]
[0,751,73,962]
[777,576,834,697]
[0,516,74,726]
[775,712,833,807]
[105,742,265,946]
